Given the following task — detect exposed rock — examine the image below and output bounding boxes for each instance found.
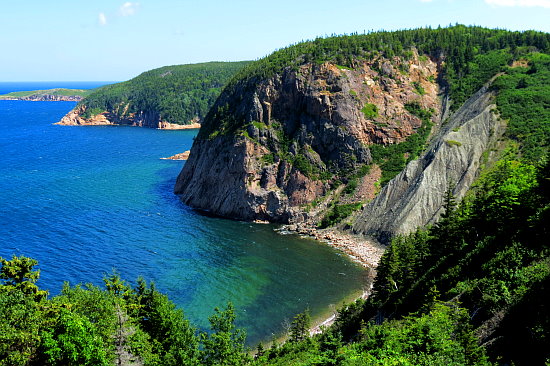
[161,150,190,160]
[351,78,506,244]
[176,54,441,223]
[56,105,201,129]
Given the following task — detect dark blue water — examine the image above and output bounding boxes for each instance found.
[0,82,366,345]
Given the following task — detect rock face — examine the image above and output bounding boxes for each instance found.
[352,79,505,243]
[175,53,442,223]
[56,105,200,129]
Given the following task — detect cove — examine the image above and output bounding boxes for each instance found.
[0,94,367,345]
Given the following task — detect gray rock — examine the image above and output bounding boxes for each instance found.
[351,80,505,244]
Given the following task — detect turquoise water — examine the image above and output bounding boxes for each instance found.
[0,83,367,345]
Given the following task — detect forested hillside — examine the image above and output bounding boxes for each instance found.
[69,61,250,126]
[2,26,549,365]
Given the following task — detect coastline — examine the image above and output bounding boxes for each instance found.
[304,227,384,335]
[268,224,385,344]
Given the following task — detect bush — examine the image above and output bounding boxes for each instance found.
[361,103,379,119]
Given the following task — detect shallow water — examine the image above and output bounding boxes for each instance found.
[0,83,367,345]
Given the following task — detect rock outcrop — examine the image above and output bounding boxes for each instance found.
[56,105,201,129]
[175,53,442,223]
[352,79,505,243]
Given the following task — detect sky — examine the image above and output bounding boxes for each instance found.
[1,0,549,82]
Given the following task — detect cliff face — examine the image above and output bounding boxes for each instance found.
[175,53,442,223]
[352,79,505,243]
[56,104,198,129]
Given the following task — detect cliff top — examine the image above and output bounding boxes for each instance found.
[199,25,550,139]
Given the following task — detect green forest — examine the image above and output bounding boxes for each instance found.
[2,26,549,365]
[79,61,250,125]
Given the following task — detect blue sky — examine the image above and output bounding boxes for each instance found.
[1,0,549,81]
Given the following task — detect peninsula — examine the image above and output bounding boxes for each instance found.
[0,88,91,101]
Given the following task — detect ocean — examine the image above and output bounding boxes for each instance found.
[0,82,367,345]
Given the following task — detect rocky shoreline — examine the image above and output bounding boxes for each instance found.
[275,223,385,336]
[278,224,385,269]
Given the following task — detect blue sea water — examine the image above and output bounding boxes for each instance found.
[0,82,367,345]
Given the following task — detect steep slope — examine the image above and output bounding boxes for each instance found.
[175,26,550,239]
[175,53,441,222]
[352,77,506,243]
[57,61,250,128]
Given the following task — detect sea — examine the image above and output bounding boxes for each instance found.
[0,82,367,345]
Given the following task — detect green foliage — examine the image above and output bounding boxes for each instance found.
[0,255,47,300]
[493,52,550,164]
[368,158,550,365]
[0,257,252,366]
[356,302,490,365]
[0,291,43,365]
[292,154,318,178]
[404,101,433,120]
[445,139,462,147]
[289,309,311,343]
[343,178,358,195]
[81,106,104,119]
[133,278,200,365]
[319,202,362,228]
[252,120,268,130]
[261,153,275,165]
[201,302,250,366]
[412,81,426,95]
[80,61,250,125]
[39,308,111,365]
[448,50,512,110]
[361,103,379,119]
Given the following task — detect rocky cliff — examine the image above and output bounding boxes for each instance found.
[56,104,199,129]
[352,78,505,243]
[56,61,250,129]
[175,52,443,223]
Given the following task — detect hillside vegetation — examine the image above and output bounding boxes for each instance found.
[2,26,550,365]
[79,61,251,124]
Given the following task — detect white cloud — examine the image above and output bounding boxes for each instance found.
[98,13,107,26]
[485,0,550,7]
[119,2,140,16]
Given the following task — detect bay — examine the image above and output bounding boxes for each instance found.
[0,82,367,345]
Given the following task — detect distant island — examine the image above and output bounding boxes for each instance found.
[0,88,92,101]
